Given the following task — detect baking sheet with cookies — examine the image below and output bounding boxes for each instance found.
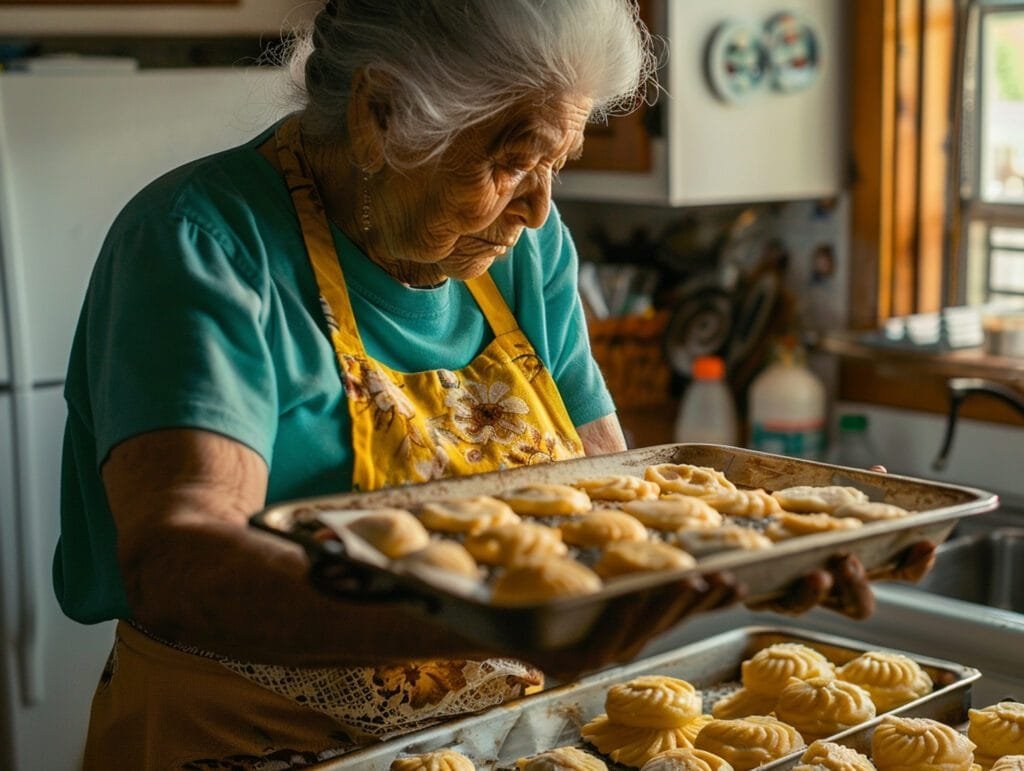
[251,444,997,653]
[323,626,979,771]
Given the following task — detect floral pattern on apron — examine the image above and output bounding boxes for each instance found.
[83,116,586,769]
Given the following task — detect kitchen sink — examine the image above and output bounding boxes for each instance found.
[902,527,1024,613]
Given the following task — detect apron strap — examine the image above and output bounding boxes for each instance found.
[465,273,520,337]
[275,116,366,355]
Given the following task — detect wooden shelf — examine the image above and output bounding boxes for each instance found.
[819,332,1024,384]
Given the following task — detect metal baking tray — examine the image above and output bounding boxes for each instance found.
[319,626,980,770]
[250,444,998,656]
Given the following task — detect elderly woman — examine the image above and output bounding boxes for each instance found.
[56,1,930,767]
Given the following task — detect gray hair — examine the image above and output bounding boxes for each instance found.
[289,0,657,167]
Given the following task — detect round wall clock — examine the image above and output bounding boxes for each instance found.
[764,11,822,93]
[705,20,770,103]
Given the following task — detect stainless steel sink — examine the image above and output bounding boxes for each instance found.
[903,527,1024,613]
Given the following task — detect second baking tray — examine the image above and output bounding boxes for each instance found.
[323,625,980,770]
[251,444,998,655]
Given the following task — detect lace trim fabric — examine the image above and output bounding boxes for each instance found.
[130,622,540,741]
[219,656,542,739]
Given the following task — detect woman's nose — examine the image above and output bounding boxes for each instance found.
[506,168,552,229]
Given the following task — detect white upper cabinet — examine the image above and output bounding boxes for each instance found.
[556,0,845,206]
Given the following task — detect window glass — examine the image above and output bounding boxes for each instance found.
[981,12,1024,203]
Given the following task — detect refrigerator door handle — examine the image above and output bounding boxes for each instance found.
[11,387,44,706]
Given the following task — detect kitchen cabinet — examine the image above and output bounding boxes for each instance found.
[557,0,845,206]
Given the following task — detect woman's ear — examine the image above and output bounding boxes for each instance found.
[347,69,390,173]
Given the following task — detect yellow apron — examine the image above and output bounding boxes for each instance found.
[83,116,585,769]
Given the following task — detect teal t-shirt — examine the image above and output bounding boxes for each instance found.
[55,122,615,624]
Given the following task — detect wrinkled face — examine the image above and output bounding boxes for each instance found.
[367,93,592,281]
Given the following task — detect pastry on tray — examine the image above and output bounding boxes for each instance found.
[765,512,864,542]
[344,508,431,559]
[740,643,836,696]
[709,688,777,721]
[699,488,782,519]
[392,540,481,580]
[558,509,649,548]
[671,524,773,558]
[390,749,476,771]
[794,739,877,770]
[516,746,608,771]
[693,715,805,770]
[582,718,702,768]
[499,483,593,516]
[463,522,567,567]
[621,498,722,531]
[416,496,520,534]
[836,651,933,713]
[574,475,661,503]
[833,501,912,522]
[968,701,1024,769]
[490,557,602,605]
[992,757,1024,771]
[593,540,697,579]
[773,676,877,742]
[871,715,977,771]
[605,676,704,729]
[643,463,737,498]
[771,485,869,514]
[640,747,735,771]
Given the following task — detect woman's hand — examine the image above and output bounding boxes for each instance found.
[526,571,744,681]
[747,464,939,620]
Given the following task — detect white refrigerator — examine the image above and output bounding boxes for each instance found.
[0,64,292,771]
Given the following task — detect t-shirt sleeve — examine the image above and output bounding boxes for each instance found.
[535,210,616,427]
[86,209,278,467]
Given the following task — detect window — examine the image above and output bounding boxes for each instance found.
[960,6,1024,306]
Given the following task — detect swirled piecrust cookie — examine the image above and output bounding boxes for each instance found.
[499,483,592,516]
[593,540,697,579]
[622,498,723,531]
[644,464,737,498]
[796,739,877,770]
[391,749,476,771]
[833,501,912,522]
[581,715,698,768]
[417,496,520,534]
[575,475,661,502]
[673,524,773,558]
[765,512,864,542]
[693,716,805,770]
[771,486,869,514]
[710,688,777,720]
[992,757,1024,771]
[606,676,703,729]
[463,522,567,567]
[741,643,836,696]
[836,652,933,712]
[640,748,735,771]
[871,715,976,771]
[516,746,608,771]
[345,509,431,559]
[392,540,481,580]
[490,557,602,605]
[559,509,649,548]
[968,701,1024,767]
[700,488,782,519]
[774,676,877,742]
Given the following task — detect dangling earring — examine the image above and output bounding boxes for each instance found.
[361,171,372,233]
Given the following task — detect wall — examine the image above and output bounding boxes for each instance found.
[0,0,314,37]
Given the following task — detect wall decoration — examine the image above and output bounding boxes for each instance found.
[705,11,823,102]
[705,20,770,103]
[765,11,822,93]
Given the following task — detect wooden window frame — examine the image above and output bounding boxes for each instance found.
[842,0,1024,427]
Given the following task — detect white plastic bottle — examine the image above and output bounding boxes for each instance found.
[747,342,826,459]
[674,355,739,445]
